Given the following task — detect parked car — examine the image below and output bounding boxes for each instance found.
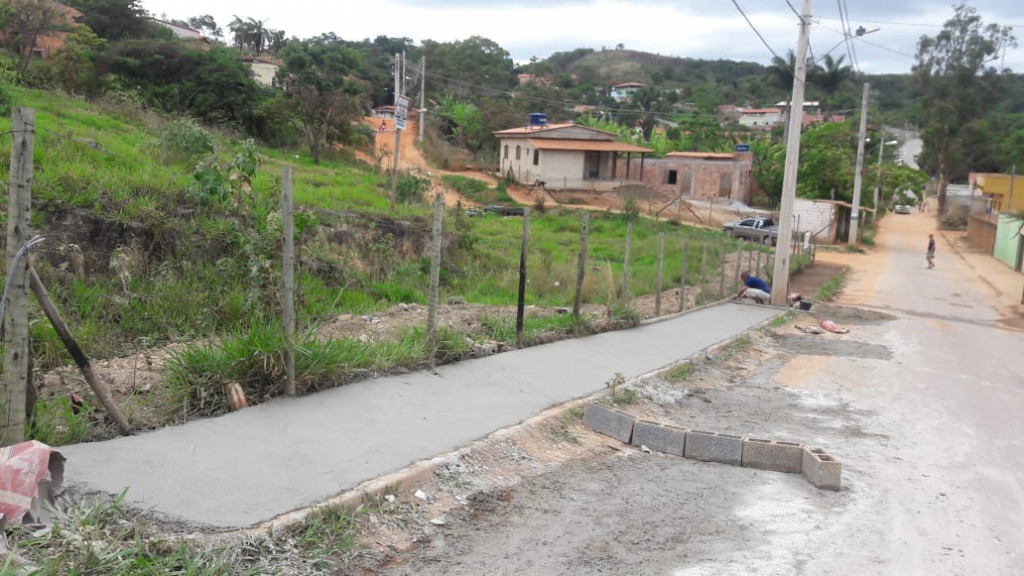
[894,205,911,214]
[722,216,780,245]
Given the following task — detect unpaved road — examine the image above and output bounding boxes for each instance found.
[373,209,1024,575]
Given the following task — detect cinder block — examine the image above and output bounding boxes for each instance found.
[583,402,635,444]
[802,447,842,491]
[683,430,743,466]
[741,437,805,473]
[631,420,688,457]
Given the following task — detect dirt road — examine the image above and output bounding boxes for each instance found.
[366,209,1024,575]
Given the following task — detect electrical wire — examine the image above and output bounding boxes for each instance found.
[731,0,782,61]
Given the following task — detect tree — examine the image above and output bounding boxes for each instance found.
[766,49,796,92]
[913,3,1017,214]
[65,0,153,41]
[1,0,74,73]
[187,14,220,40]
[809,54,853,119]
[276,38,367,164]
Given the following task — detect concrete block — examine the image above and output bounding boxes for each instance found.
[802,447,842,491]
[631,420,688,457]
[583,402,635,444]
[741,437,805,474]
[683,429,743,466]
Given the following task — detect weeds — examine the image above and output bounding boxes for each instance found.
[664,362,692,383]
[815,269,848,301]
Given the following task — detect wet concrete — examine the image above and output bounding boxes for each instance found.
[60,302,779,528]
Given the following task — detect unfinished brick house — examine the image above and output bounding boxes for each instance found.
[617,151,755,204]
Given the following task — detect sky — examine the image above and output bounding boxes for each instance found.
[141,0,1024,75]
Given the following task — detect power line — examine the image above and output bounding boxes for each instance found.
[817,23,917,62]
[818,15,1024,29]
[836,0,860,74]
[730,0,782,61]
[840,0,862,73]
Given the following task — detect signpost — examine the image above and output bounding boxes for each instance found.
[735,143,750,152]
[395,95,410,131]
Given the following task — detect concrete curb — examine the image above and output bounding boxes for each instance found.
[684,429,743,465]
[802,447,842,491]
[583,402,635,444]
[631,420,688,457]
[741,437,805,474]
[583,402,842,491]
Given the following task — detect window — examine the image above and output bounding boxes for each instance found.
[504,145,508,159]
[667,170,678,185]
[516,145,521,160]
[533,150,539,166]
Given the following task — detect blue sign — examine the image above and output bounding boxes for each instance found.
[735,143,750,152]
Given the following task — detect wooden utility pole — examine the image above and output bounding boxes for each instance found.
[717,241,726,299]
[3,108,34,445]
[281,167,296,396]
[573,212,590,318]
[770,0,812,305]
[515,208,530,347]
[427,192,444,343]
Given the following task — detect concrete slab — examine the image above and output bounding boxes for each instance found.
[631,420,687,457]
[583,403,635,444]
[59,303,779,528]
[683,430,743,466]
[802,447,842,491]
[741,437,804,473]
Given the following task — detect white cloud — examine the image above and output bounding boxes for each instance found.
[140,0,1023,74]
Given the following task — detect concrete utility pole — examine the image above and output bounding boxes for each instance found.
[850,82,870,244]
[390,52,403,211]
[769,0,812,307]
[418,56,426,142]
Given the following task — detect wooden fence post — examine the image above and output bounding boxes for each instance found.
[679,240,688,312]
[654,233,664,316]
[2,108,34,445]
[717,241,726,300]
[281,167,296,396]
[515,208,530,347]
[573,212,590,318]
[427,192,444,343]
[621,220,633,305]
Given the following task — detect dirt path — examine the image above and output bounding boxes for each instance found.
[362,115,496,207]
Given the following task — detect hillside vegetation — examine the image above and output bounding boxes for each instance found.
[1,85,759,443]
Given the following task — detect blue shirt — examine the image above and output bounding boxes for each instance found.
[745,276,770,293]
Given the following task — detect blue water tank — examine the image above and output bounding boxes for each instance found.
[528,113,547,127]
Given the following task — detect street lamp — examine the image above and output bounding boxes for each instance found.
[822,26,880,59]
[874,139,898,210]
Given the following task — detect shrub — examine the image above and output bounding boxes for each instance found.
[154,119,215,164]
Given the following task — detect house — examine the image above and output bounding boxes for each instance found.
[971,172,1024,212]
[494,120,652,191]
[791,198,876,243]
[738,108,783,129]
[802,113,846,127]
[0,0,81,60]
[148,18,205,40]
[609,82,645,103]
[619,151,754,204]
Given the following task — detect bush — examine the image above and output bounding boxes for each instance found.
[154,119,215,164]
[396,171,431,205]
[939,206,969,230]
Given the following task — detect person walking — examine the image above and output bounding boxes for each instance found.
[926,234,936,269]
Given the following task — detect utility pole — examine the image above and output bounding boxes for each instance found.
[418,56,426,142]
[850,82,870,244]
[1008,164,1016,211]
[389,52,403,211]
[769,0,811,307]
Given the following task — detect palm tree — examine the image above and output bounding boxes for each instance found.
[809,54,853,120]
[766,50,796,93]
